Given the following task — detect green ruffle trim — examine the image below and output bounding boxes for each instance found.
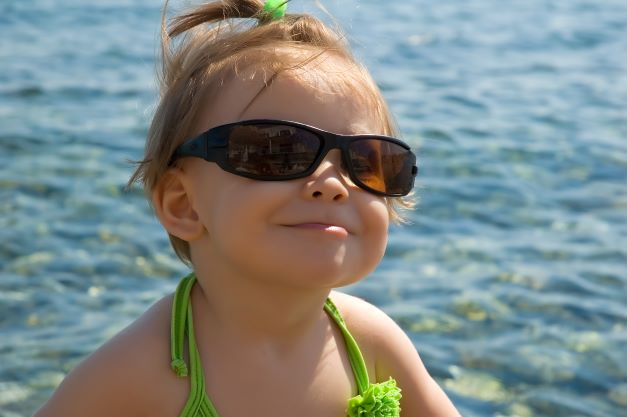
[347,378,402,417]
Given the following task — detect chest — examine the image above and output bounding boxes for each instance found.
[198,339,358,417]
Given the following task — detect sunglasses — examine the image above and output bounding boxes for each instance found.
[170,119,418,197]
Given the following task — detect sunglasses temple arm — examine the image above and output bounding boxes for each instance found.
[174,135,206,160]
[171,132,229,162]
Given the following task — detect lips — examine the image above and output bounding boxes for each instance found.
[283,222,350,237]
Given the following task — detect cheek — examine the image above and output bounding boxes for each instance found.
[200,184,254,237]
[355,198,390,271]
[197,179,291,250]
[369,200,390,252]
[363,194,389,224]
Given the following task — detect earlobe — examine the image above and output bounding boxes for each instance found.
[152,168,206,241]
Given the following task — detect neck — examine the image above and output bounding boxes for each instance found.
[190,259,332,349]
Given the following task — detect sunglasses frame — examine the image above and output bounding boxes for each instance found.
[170,119,418,197]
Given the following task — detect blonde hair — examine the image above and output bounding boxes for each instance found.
[128,0,416,266]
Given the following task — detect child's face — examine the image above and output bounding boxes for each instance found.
[179,58,390,288]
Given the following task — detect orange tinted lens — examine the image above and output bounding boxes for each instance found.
[348,139,413,195]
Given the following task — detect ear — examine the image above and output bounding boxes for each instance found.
[152,168,206,242]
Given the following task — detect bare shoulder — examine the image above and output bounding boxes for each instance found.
[327,290,414,373]
[34,292,187,417]
[329,290,461,417]
[328,290,399,346]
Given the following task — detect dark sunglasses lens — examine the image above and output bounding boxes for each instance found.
[348,139,415,195]
[227,125,320,177]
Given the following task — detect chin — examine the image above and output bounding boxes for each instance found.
[278,257,372,289]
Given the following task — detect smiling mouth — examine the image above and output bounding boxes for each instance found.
[285,223,349,237]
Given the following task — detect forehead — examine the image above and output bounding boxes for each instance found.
[197,51,386,135]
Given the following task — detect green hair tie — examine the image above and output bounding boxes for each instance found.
[262,0,288,21]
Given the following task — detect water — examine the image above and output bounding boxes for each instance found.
[1,0,626,416]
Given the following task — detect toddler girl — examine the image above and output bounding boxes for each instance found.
[34,1,460,416]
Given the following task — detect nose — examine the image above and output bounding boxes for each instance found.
[302,149,350,202]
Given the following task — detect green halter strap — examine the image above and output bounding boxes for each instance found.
[170,273,195,377]
[170,273,401,416]
[323,298,371,395]
[171,274,370,393]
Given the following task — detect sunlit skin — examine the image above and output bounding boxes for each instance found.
[166,64,391,339]
[33,53,461,417]
[152,58,392,414]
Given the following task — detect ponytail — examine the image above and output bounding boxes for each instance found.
[168,0,265,37]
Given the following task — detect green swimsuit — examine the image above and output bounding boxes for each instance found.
[170,273,402,417]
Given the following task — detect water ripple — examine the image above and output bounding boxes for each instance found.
[1,0,626,416]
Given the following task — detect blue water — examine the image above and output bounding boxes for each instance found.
[1,0,626,416]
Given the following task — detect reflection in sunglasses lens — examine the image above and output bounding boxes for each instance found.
[228,125,319,176]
